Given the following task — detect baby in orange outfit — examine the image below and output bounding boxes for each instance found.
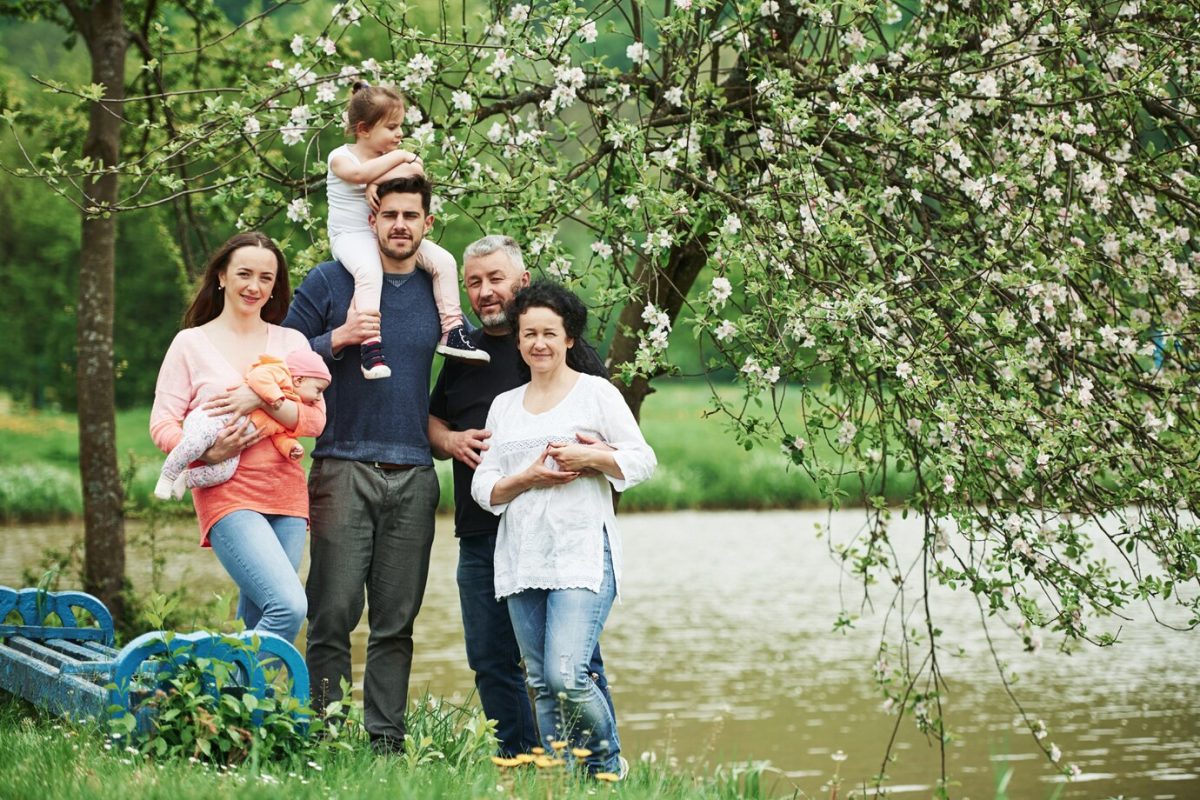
[154,349,331,500]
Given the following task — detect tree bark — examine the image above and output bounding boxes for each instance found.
[607,239,709,421]
[75,0,127,625]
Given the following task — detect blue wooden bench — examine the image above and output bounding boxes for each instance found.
[0,586,310,730]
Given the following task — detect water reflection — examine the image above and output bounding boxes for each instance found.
[1,510,1197,798]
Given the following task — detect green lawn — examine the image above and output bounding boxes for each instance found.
[0,381,913,522]
[0,694,793,800]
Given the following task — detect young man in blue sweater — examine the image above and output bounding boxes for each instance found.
[284,176,441,754]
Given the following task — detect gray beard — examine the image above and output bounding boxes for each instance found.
[479,309,509,329]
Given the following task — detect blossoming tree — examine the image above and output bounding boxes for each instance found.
[8,0,1199,789]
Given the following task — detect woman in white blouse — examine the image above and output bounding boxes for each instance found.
[471,281,655,777]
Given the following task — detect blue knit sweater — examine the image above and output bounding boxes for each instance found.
[283,260,439,465]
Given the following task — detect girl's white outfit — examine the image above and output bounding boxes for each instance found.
[471,373,657,599]
[326,144,459,333]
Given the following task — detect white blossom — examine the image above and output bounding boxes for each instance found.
[243,116,261,136]
[622,194,641,210]
[664,86,684,106]
[721,214,742,235]
[451,90,474,112]
[627,42,649,65]
[316,82,338,104]
[547,256,571,279]
[760,0,780,18]
[710,276,733,304]
[714,320,737,341]
[590,241,613,260]
[290,35,305,56]
[509,4,530,22]
[316,36,337,56]
[286,198,311,222]
[578,20,598,43]
[411,122,435,147]
[487,50,515,78]
[403,53,436,91]
[643,228,674,252]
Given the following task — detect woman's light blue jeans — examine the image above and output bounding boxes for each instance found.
[506,535,620,774]
[208,510,307,645]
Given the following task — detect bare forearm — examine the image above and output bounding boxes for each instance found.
[374,160,425,184]
[428,416,452,460]
[333,150,419,184]
[587,451,624,480]
[490,470,534,506]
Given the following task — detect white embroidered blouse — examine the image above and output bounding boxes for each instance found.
[471,373,657,599]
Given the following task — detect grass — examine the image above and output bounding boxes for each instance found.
[0,694,801,800]
[0,381,917,522]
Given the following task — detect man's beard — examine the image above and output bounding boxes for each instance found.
[478,308,509,328]
[478,282,523,330]
[379,233,420,262]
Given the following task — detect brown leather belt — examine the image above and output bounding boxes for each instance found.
[373,462,416,471]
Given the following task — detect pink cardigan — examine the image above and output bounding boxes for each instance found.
[149,325,327,546]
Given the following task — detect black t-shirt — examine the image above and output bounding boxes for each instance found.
[429,329,524,537]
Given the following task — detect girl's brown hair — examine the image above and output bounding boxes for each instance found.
[182,232,290,328]
[346,82,405,136]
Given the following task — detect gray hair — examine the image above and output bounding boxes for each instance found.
[463,234,525,273]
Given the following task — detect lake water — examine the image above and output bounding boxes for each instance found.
[2,510,1197,798]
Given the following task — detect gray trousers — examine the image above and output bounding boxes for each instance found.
[304,458,439,741]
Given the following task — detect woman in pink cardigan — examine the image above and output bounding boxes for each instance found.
[150,232,327,645]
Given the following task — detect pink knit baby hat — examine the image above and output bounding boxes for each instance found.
[285,349,332,382]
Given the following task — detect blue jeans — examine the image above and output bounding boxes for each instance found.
[208,510,307,645]
[459,534,615,756]
[506,536,620,773]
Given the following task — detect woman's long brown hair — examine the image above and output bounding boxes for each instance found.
[181,232,290,328]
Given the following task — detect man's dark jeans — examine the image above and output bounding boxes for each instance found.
[457,533,615,756]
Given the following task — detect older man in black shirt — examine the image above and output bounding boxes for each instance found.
[428,235,613,756]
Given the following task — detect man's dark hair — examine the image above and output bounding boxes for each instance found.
[509,280,609,379]
[377,174,432,214]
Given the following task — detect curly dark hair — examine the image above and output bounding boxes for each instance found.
[509,280,608,378]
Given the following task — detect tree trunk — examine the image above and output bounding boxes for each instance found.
[76,0,127,625]
[607,239,709,421]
